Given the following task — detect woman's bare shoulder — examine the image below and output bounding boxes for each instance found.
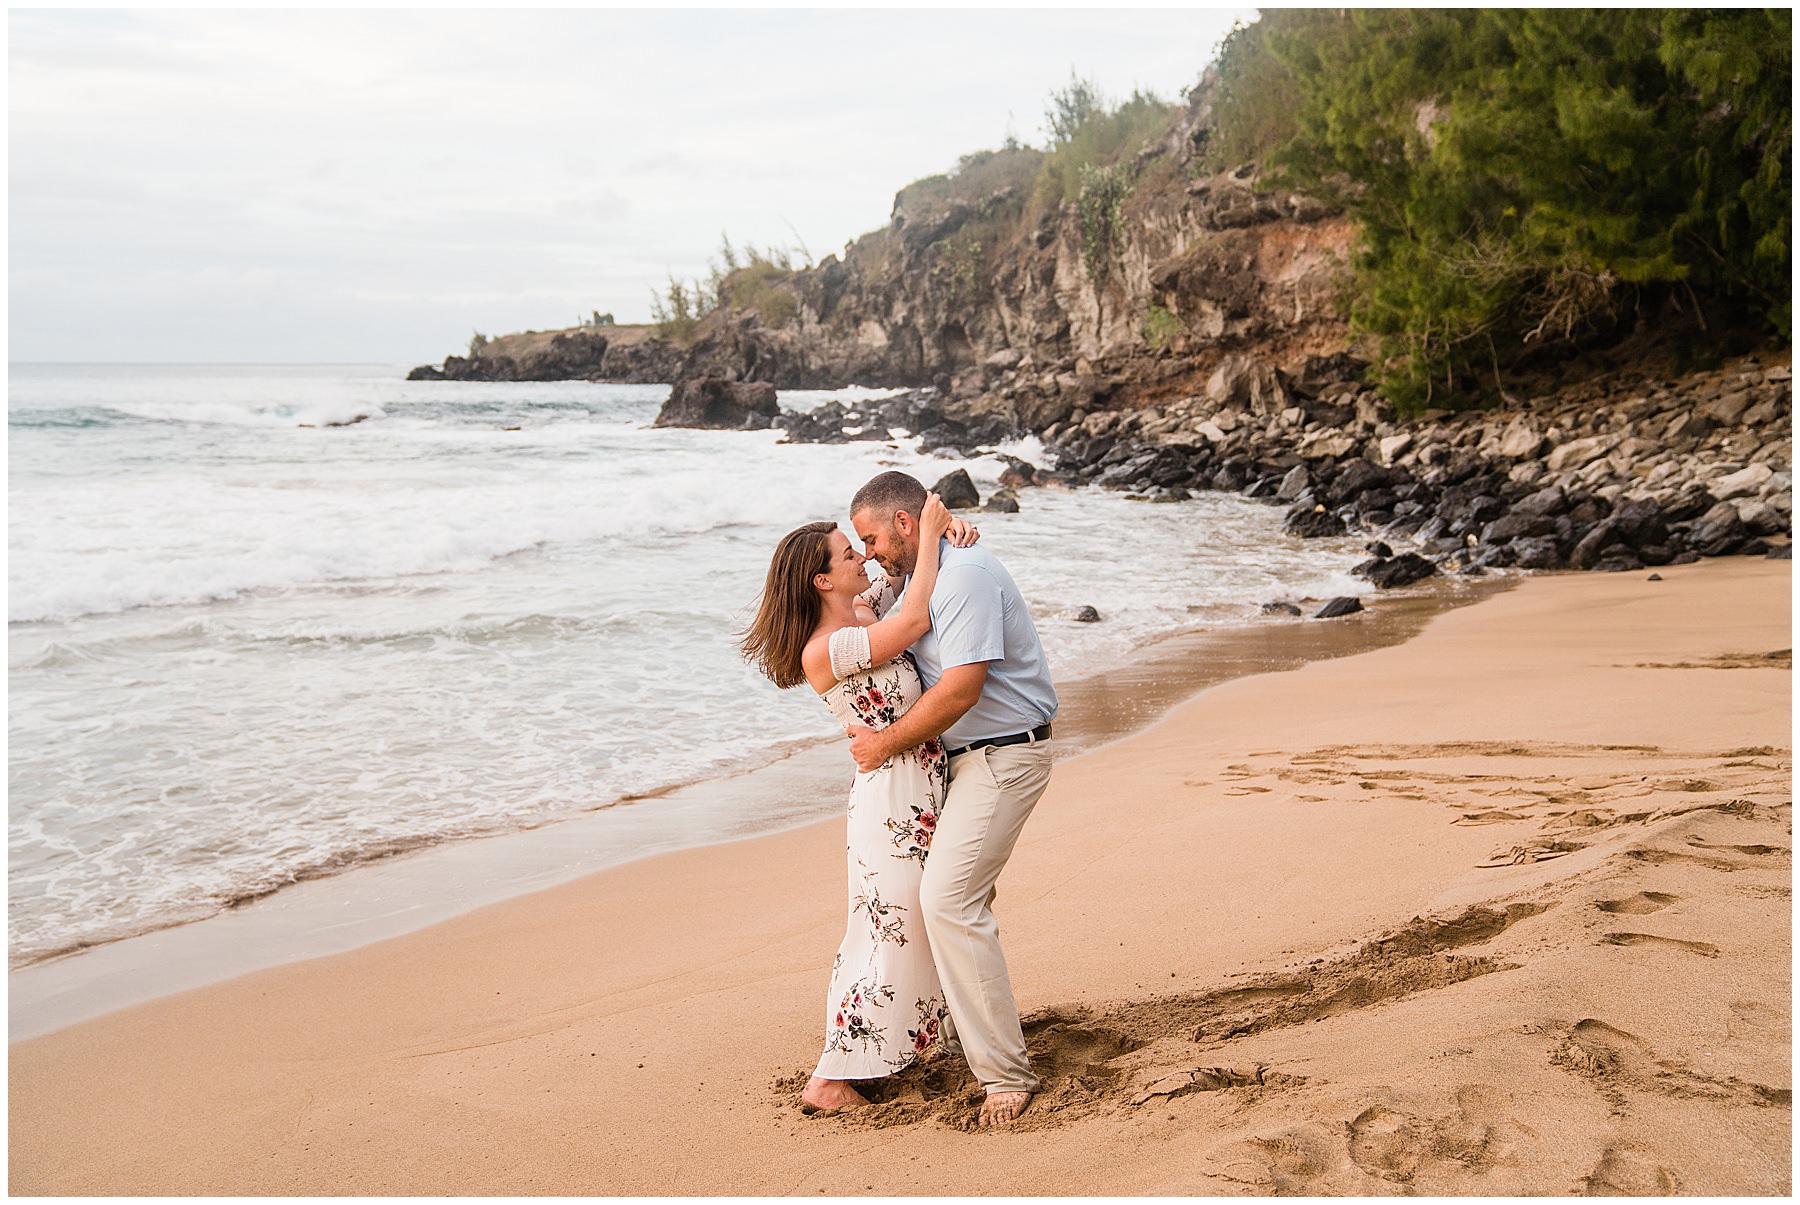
[800,625,838,693]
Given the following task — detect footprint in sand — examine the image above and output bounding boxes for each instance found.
[1728,1000,1782,1028]
[1202,1126,1343,1193]
[1595,891,1679,915]
[1580,1146,1680,1195]
[1600,932,1720,957]
[1346,1104,1427,1183]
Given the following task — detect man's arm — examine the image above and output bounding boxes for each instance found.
[847,661,988,772]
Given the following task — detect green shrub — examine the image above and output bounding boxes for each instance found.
[1202,18,1303,171]
[467,331,489,357]
[934,235,984,306]
[1225,9,1791,412]
[1142,305,1183,350]
[649,275,704,343]
[1077,163,1131,279]
[1030,75,1175,213]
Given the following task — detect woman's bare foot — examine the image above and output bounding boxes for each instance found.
[800,1076,869,1115]
[978,1090,1033,1127]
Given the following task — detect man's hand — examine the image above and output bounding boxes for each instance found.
[844,663,986,773]
[845,722,894,773]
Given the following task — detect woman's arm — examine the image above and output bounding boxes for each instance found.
[859,494,953,667]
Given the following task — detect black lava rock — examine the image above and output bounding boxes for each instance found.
[930,469,981,510]
[1314,596,1365,619]
[982,488,1021,514]
[1511,536,1564,570]
[1356,552,1440,589]
[1285,505,1347,538]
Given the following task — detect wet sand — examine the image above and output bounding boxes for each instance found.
[9,558,1789,1195]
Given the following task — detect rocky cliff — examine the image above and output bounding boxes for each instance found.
[411,82,1357,431]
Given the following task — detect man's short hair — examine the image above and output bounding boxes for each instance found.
[850,471,928,527]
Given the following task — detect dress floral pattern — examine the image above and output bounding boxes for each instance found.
[812,576,949,1080]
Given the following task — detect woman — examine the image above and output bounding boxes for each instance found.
[740,494,970,1114]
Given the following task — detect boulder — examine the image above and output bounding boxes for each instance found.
[1735,498,1786,536]
[1482,511,1556,543]
[1688,500,1748,554]
[1072,605,1102,623]
[1546,434,1621,474]
[1275,464,1311,502]
[1712,462,1775,499]
[1325,458,1387,506]
[1662,487,1718,524]
[1376,432,1414,465]
[1354,552,1439,589]
[1705,389,1755,425]
[653,377,779,429]
[996,456,1038,488]
[1569,520,1619,570]
[1284,505,1347,538]
[930,468,982,510]
[1609,499,1669,549]
[1144,445,1203,488]
[1314,596,1365,619]
[1514,485,1567,517]
[1511,536,1564,569]
[1261,601,1303,616]
[1299,430,1359,459]
[1498,420,1546,460]
[1207,354,1288,415]
[982,488,1021,514]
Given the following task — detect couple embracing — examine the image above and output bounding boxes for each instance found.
[742,470,1057,1128]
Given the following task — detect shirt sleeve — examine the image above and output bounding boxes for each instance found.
[928,563,1006,669]
[828,625,874,681]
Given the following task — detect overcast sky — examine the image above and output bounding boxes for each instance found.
[10,7,1256,364]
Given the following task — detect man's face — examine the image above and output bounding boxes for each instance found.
[851,507,916,579]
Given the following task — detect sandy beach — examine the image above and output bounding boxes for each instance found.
[10,557,1790,1195]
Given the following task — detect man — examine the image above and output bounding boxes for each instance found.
[845,470,1057,1128]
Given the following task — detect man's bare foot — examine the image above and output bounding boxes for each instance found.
[800,1076,869,1115]
[978,1090,1033,1127]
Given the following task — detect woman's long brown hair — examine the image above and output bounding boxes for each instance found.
[740,521,837,688]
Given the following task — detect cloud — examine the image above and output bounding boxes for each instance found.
[10,7,1256,362]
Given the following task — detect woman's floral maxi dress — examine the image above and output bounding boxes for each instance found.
[811,578,950,1080]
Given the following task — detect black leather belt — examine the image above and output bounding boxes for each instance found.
[945,723,1052,758]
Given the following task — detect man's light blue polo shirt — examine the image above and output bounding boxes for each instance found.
[897,538,1058,748]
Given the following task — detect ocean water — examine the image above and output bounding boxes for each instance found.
[9,363,1379,967]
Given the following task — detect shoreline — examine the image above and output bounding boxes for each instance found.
[9,573,1503,1041]
[11,557,1787,1194]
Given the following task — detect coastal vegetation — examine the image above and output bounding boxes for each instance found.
[650,235,808,343]
[1206,8,1792,410]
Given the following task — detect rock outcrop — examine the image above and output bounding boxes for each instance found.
[411,78,1350,421]
[651,378,779,430]
[407,69,1792,579]
[409,329,612,381]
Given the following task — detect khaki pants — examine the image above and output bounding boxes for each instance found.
[920,740,1054,1095]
